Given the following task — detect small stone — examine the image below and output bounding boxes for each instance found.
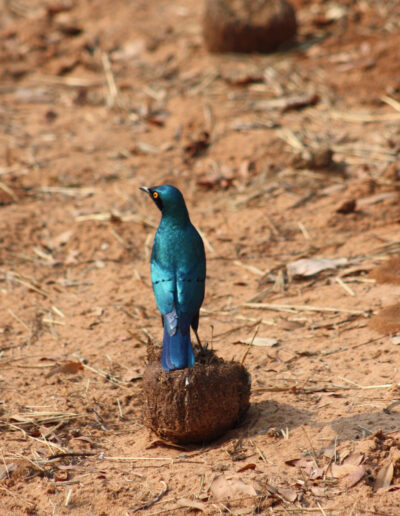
[203,0,297,54]
[292,147,333,170]
[336,199,357,214]
[266,427,281,438]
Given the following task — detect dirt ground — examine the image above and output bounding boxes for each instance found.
[1,0,400,514]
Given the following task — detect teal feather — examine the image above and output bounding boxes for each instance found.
[141,185,206,371]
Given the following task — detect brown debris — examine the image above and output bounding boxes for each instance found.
[369,303,400,335]
[292,146,333,170]
[374,459,394,490]
[203,0,297,53]
[210,474,257,500]
[183,131,210,160]
[46,360,84,377]
[336,199,357,214]
[256,93,320,112]
[142,360,250,444]
[369,256,400,285]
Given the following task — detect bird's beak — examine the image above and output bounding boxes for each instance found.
[139,186,150,194]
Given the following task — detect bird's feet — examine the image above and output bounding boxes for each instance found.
[193,328,206,352]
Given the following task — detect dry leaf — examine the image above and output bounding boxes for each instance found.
[277,487,297,502]
[237,463,256,473]
[46,361,83,378]
[330,463,365,481]
[265,483,297,501]
[285,458,324,479]
[369,303,400,335]
[210,475,257,501]
[226,73,264,86]
[285,457,305,467]
[329,463,354,479]
[311,486,326,497]
[177,498,206,512]
[287,257,348,278]
[345,465,365,488]
[58,361,84,374]
[255,93,319,112]
[343,453,364,466]
[386,485,400,492]
[265,483,279,496]
[339,449,352,462]
[240,337,278,347]
[374,460,394,490]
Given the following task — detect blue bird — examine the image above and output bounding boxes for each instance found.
[140,185,206,371]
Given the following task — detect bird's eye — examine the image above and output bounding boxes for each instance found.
[153,192,159,199]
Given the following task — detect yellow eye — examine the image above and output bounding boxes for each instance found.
[153,191,159,199]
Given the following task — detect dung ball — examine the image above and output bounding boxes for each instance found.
[142,359,251,444]
[203,0,297,54]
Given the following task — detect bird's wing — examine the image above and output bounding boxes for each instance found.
[150,259,175,316]
[151,224,205,335]
[176,227,206,329]
[176,259,205,314]
[151,260,188,336]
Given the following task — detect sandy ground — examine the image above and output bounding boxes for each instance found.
[1,0,400,514]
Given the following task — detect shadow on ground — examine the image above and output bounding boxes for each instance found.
[318,409,400,441]
[230,403,400,445]
[239,400,314,437]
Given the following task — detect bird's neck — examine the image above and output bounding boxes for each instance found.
[160,206,190,227]
[160,215,190,230]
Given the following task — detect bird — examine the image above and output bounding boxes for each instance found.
[140,184,206,371]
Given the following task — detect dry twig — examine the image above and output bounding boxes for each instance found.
[244,302,368,316]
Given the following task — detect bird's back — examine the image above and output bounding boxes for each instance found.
[151,220,205,318]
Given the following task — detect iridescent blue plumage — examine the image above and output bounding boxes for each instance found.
[140,184,206,371]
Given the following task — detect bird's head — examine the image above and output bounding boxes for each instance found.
[140,184,189,220]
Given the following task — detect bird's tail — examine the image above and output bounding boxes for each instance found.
[161,326,195,371]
